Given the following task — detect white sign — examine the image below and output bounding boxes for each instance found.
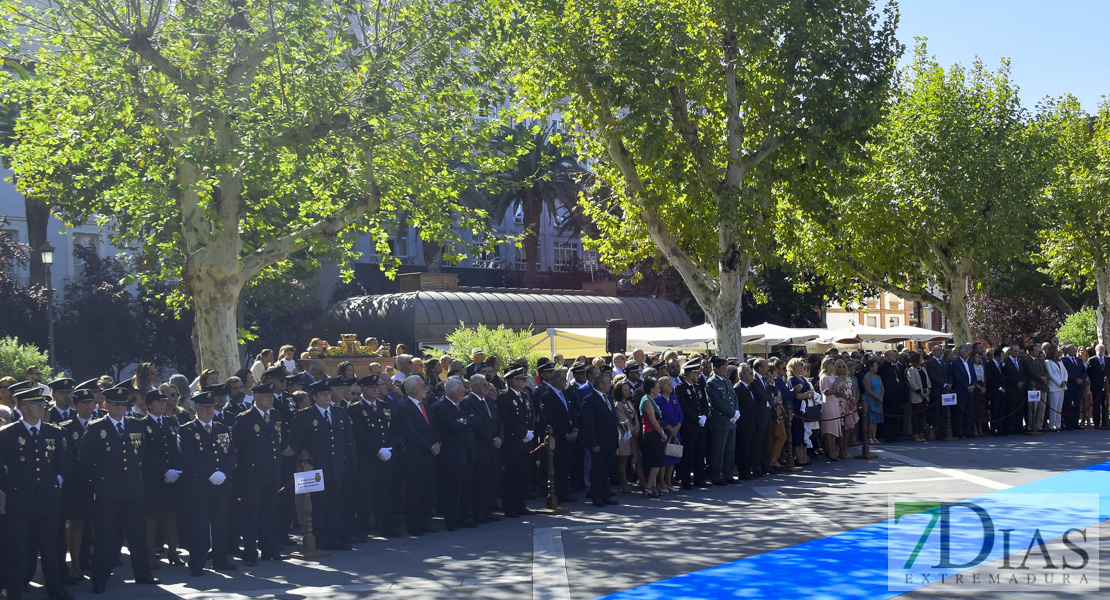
[941,393,956,406]
[1027,390,1041,403]
[294,469,325,495]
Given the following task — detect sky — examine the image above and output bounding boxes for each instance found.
[894,0,1109,112]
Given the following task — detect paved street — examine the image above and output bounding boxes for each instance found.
[32,429,1110,600]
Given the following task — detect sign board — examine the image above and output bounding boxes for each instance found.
[294,469,325,495]
[941,393,956,406]
[1027,390,1041,403]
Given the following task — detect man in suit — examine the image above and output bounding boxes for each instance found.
[393,375,440,534]
[675,359,709,489]
[80,387,160,593]
[1061,344,1087,430]
[497,367,535,518]
[538,368,579,503]
[983,348,1008,435]
[179,391,238,576]
[46,378,75,425]
[1087,344,1107,430]
[1023,344,1049,434]
[924,344,951,434]
[950,345,978,438]
[231,383,285,566]
[349,374,400,537]
[430,377,476,530]
[732,365,759,480]
[750,359,775,473]
[461,374,503,524]
[290,379,356,548]
[877,351,908,442]
[1000,347,1025,434]
[578,370,619,507]
[0,389,72,600]
[465,349,486,380]
[705,357,739,485]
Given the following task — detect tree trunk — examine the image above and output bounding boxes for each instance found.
[1094,263,1110,347]
[521,189,542,288]
[706,267,749,358]
[185,258,244,379]
[945,281,972,346]
[25,196,49,287]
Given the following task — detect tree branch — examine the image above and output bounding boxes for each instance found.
[850,259,946,309]
[667,81,717,197]
[125,38,201,98]
[267,113,351,148]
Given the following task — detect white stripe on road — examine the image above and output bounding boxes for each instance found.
[879,450,1011,490]
[754,485,845,537]
[533,524,607,600]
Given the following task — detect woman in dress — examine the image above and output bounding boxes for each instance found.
[1045,345,1067,432]
[638,377,666,497]
[839,361,859,457]
[787,359,816,465]
[613,376,646,492]
[971,351,987,437]
[818,358,843,461]
[612,379,636,493]
[862,358,885,444]
[655,378,683,492]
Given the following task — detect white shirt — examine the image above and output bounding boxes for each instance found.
[21,418,42,435]
[254,405,272,421]
[392,372,406,382]
[315,403,332,423]
[107,415,126,433]
[545,383,568,410]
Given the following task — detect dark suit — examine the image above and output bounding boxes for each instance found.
[878,361,907,441]
[431,398,475,528]
[290,404,354,546]
[461,392,503,521]
[393,397,438,532]
[1023,355,1049,432]
[349,398,398,536]
[925,356,952,430]
[1062,355,1087,429]
[0,421,67,599]
[578,389,618,503]
[48,405,74,425]
[538,383,578,500]
[675,379,708,486]
[733,381,759,477]
[179,418,237,570]
[983,359,1008,434]
[80,416,154,588]
[497,388,535,516]
[1087,354,1107,428]
[1001,356,1025,433]
[950,358,978,437]
[232,407,283,560]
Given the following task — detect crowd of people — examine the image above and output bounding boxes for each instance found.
[0,337,1106,599]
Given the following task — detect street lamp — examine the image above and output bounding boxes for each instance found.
[889,317,896,329]
[40,242,55,369]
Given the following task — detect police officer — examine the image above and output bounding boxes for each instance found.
[290,379,356,550]
[179,391,238,576]
[675,359,710,488]
[80,386,159,593]
[497,367,535,518]
[232,383,285,565]
[73,379,105,419]
[705,356,739,486]
[349,374,399,537]
[0,389,72,600]
[205,384,235,427]
[47,378,76,424]
[60,388,97,581]
[141,389,181,569]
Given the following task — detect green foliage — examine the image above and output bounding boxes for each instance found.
[0,337,54,381]
[444,324,544,375]
[1058,307,1098,348]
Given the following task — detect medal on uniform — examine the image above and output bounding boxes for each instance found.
[313,420,319,427]
[18,436,25,446]
[274,421,282,432]
[195,432,201,440]
[130,432,143,452]
[254,424,260,433]
[147,426,153,434]
[73,431,80,440]
[217,432,230,453]
[100,429,107,439]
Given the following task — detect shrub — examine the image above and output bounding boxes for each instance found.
[0,336,55,381]
[443,324,545,375]
[1057,307,1097,349]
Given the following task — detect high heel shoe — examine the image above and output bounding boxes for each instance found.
[168,552,184,566]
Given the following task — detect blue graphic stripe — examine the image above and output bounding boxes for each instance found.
[598,462,1110,600]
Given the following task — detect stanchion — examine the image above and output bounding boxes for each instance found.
[1101,393,1110,430]
[837,406,850,460]
[783,410,803,472]
[944,405,957,441]
[290,451,330,560]
[854,401,877,460]
[533,425,569,515]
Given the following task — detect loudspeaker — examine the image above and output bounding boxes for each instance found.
[606,319,627,354]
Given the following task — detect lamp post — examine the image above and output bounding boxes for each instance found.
[40,242,55,369]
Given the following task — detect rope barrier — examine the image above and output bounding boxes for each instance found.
[792,408,859,423]
[866,396,941,419]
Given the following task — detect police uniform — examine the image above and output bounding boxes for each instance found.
[0,389,71,600]
[231,384,285,564]
[178,391,238,575]
[704,357,739,485]
[348,375,399,537]
[290,380,355,550]
[675,359,710,488]
[47,378,76,425]
[205,384,236,428]
[79,387,158,593]
[59,389,96,580]
[140,389,181,569]
[497,367,535,517]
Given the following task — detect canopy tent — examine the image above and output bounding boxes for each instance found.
[817,325,899,344]
[879,325,953,343]
[741,323,825,346]
[528,326,731,356]
[642,323,763,349]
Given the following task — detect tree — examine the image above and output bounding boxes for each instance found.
[1057,307,1098,349]
[56,245,143,379]
[1039,96,1110,346]
[968,287,1063,347]
[0,337,53,381]
[0,217,48,349]
[790,45,1053,345]
[4,0,501,378]
[493,0,900,356]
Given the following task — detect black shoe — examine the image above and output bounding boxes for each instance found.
[484,513,503,522]
[380,528,402,537]
[592,499,607,507]
[323,543,354,551]
[605,498,620,506]
[460,521,479,528]
[48,592,75,600]
[445,524,459,531]
[681,483,695,490]
[280,537,298,546]
[92,584,107,594]
[135,577,162,584]
[409,528,425,536]
[344,535,368,544]
[504,512,520,518]
[558,495,577,503]
[519,508,535,516]
[212,563,238,571]
[476,516,490,524]
[712,480,728,486]
[261,554,286,561]
[190,568,205,577]
[243,557,259,567]
[423,524,441,533]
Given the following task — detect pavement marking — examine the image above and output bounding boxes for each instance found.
[754,485,845,537]
[879,449,1011,490]
[847,476,954,485]
[532,524,608,600]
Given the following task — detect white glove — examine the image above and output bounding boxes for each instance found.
[622,429,633,441]
[698,415,707,427]
[281,446,295,457]
[733,410,740,421]
[57,475,63,487]
[377,447,392,461]
[208,471,227,486]
[164,469,181,483]
[524,430,535,443]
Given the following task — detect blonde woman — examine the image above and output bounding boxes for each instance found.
[818,358,844,462]
[786,359,815,466]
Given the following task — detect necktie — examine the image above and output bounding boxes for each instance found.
[418,401,429,424]
[205,422,212,435]
[116,422,125,436]
[324,409,331,425]
[60,410,67,421]
[602,392,613,412]
[29,426,38,440]
[155,417,161,427]
[264,412,270,424]
[483,399,492,419]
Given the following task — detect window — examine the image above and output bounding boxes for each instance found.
[73,233,100,252]
[367,235,409,264]
[889,317,900,327]
[552,241,579,270]
[866,316,877,327]
[512,245,528,270]
[513,204,524,226]
[469,231,502,269]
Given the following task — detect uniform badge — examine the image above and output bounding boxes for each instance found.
[18,436,25,445]
[129,432,143,452]
[147,426,153,434]
[313,420,319,427]
[217,432,230,453]
[73,431,80,441]
[195,432,202,440]
[274,421,282,432]
[254,424,261,433]
[100,429,107,439]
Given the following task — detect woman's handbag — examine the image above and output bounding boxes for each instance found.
[804,400,823,422]
[664,436,683,458]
